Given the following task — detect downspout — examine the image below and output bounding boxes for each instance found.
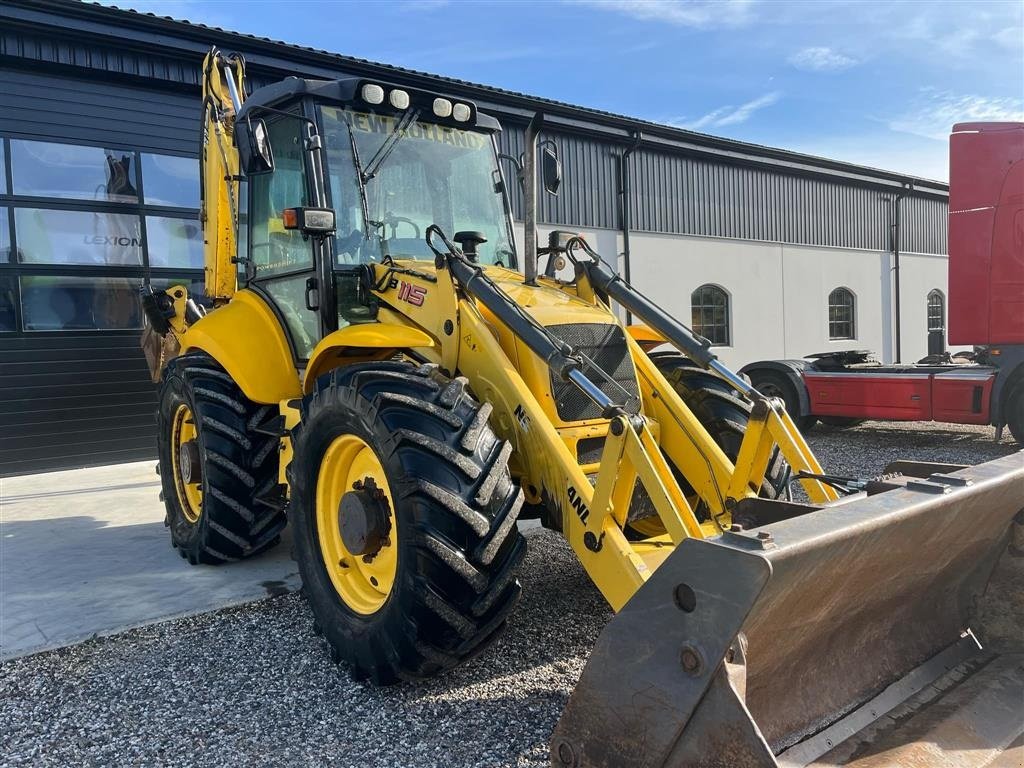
[619,131,642,323]
[890,183,911,363]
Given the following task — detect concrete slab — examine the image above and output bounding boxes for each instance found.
[0,460,300,660]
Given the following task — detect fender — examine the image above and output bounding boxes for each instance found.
[625,324,667,351]
[738,359,813,417]
[303,323,436,393]
[181,289,301,404]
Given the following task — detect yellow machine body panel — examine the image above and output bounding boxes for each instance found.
[303,323,437,393]
[181,289,301,404]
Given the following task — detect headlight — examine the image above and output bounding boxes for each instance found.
[452,103,471,122]
[361,84,385,105]
[433,98,453,118]
[389,89,410,110]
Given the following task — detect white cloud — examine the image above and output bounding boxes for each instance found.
[673,91,781,130]
[574,0,756,28]
[890,89,1024,142]
[788,46,857,72]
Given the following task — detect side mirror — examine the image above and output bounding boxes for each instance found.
[235,117,275,175]
[540,141,561,195]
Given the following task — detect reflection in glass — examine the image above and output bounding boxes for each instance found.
[146,216,203,269]
[10,140,138,203]
[0,208,10,263]
[0,275,16,332]
[21,275,143,331]
[141,154,199,208]
[0,142,6,195]
[15,208,143,266]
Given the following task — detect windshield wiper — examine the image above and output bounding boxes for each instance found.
[362,108,421,182]
[343,112,373,240]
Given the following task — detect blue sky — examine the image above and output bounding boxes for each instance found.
[101,0,1023,181]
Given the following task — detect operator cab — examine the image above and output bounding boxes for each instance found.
[233,77,517,360]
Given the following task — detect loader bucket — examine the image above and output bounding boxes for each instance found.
[551,452,1024,768]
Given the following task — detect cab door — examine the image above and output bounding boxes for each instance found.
[246,114,324,361]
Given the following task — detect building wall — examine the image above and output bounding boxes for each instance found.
[525,223,952,370]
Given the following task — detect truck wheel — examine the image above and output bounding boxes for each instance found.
[289,361,526,684]
[156,351,286,564]
[1005,382,1024,445]
[747,370,816,433]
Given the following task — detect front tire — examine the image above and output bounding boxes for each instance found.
[289,361,526,684]
[156,351,286,564]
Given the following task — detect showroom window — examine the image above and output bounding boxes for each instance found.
[10,140,139,203]
[691,284,730,346]
[0,136,203,333]
[828,287,856,340]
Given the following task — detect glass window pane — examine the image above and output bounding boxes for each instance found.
[0,207,10,263]
[249,117,312,276]
[10,140,138,203]
[264,273,319,358]
[21,275,143,331]
[15,208,143,266]
[141,153,199,208]
[146,215,203,269]
[0,142,7,195]
[0,275,16,332]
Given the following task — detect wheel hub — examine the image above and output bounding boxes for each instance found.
[338,478,392,558]
[179,439,202,485]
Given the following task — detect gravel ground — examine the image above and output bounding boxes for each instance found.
[1,421,1020,768]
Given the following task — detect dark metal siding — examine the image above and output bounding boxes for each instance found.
[0,70,197,475]
[0,333,157,475]
[0,68,198,155]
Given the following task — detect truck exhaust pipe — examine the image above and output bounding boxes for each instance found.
[523,112,543,286]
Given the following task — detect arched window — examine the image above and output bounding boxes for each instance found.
[828,287,856,340]
[691,284,730,345]
[927,289,945,331]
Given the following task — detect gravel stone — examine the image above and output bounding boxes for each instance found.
[1,420,1019,767]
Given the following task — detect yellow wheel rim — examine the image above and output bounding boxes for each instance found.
[316,434,398,615]
[170,403,203,524]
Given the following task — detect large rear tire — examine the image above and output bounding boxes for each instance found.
[156,351,286,564]
[653,354,789,500]
[289,361,526,684]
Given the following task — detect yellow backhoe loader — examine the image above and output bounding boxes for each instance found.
[142,49,1024,767]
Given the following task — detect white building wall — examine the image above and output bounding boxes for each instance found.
[515,223,951,370]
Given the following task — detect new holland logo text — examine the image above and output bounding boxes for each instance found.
[395,280,426,307]
[567,485,590,524]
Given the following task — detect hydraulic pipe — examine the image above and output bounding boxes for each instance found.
[523,113,544,286]
[582,257,718,370]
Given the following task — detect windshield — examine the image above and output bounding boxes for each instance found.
[321,105,515,267]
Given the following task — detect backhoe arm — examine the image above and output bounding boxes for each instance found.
[200,48,246,304]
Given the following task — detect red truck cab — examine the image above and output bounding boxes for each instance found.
[741,123,1024,443]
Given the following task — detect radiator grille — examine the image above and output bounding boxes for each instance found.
[547,323,640,422]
